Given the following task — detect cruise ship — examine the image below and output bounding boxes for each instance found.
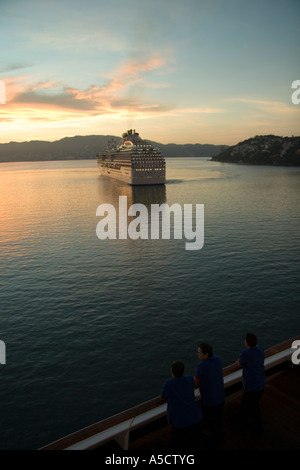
[97,129,166,185]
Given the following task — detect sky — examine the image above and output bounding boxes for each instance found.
[0,0,299,145]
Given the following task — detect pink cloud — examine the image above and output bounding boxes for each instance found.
[1,53,172,124]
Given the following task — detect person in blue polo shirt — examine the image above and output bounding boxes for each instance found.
[161,360,203,450]
[194,343,225,442]
[237,332,265,433]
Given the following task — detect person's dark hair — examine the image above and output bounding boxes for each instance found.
[171,360,185,377]
[198,343,213,357]
[245,332,257,347]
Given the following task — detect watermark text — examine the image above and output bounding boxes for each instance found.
[96,196,204,251]
[291,340,300,365]
[104,454,195,466]
[291,80,300,105]
[0,340,6,364]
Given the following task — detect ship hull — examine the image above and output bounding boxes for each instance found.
[98,163,132,184]
[98,163,166,185]
[97,130,166,185]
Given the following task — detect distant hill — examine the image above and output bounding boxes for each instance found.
[212,135,300,166]
[0,135,227,163]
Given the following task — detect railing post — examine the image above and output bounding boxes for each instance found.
[114,418,134,450]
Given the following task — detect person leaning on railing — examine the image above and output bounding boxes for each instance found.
[194,342,225,444]
[161,360,203,450]
[236,332,265,434]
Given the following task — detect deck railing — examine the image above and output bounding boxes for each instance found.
[39,335,299,450]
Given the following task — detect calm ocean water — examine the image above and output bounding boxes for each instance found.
[0,157,299,449]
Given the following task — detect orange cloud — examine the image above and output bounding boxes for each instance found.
[1,53,171,116]
[0,52,174,142]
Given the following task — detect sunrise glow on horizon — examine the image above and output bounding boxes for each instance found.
[0,0,299,146]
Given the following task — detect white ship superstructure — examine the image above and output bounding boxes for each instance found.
[97,129,166,185]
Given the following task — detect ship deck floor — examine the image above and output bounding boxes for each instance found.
[125,362,300,452]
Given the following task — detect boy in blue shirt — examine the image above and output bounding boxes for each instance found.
[161,360,203,450]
